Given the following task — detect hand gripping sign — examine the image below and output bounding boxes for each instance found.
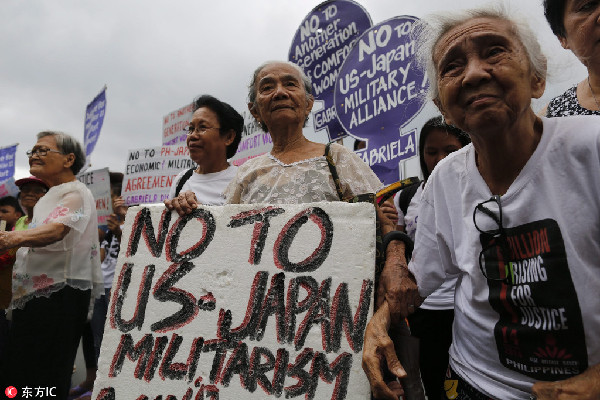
[289,0,372,141]
[334,17,428,184]
[92,202,376,400]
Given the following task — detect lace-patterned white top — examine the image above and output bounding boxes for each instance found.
[224,142,383,204]
[10,180,103,309]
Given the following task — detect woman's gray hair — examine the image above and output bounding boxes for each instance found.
[248,61,313,104]
[37,131,86,175]
[247,61,314,132]
[414,4,547,101]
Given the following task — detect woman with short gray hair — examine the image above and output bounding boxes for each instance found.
[363,5,600,399]
[0,130,103,398]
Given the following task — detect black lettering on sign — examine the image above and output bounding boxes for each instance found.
[220,341,250,388]
[294,277,332,351]
[284,348,314,398]
[151,262,198,333]
[127,208,172,257]
[309,352,353,400]
[227,206,285,264]
[166,209,216,264]
[144,335,170,382]
[109,333,154,379]
[256,272,287,343]
[95,388,115,400]
[158,333,204,382]
[246,346,275,394]
[217,271,269,342]
[110,263,155,333]
[330,279,373,352]
[273,348,289,397]
[285,276,319,347]
[205,340,229,385]
[274,207,333,273]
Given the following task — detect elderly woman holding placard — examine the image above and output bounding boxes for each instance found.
[362,6,600,400]
[165,94,243,215]
[0,131,103,399]
[225,60,415,397]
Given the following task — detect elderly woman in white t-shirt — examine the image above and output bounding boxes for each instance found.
[165,94,243,215]
[0,131,103,398]
[363,6,600,400]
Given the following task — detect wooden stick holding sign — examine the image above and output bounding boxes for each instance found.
[93,201,376,400]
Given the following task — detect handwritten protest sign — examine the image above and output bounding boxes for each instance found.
[84,87,107,162]
[163,103,194,146]
[0,144,17,183]
[122,146,196,206]
[93,202,375,400]
[78,167,112,227]
[289,0,371,141]
[334,17,427,184]
[230,111,272,166]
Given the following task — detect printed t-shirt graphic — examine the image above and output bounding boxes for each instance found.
[479,219,587,380]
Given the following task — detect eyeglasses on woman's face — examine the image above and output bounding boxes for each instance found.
[26,147,63,158]
[184,125,221,136]
[473,195,516,284]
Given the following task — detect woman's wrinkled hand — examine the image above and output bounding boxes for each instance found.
[164,190,199,216]
[0,230,19,252]
[379,201,399,226]
[378,238,423,323]
[531,364,600,400]
[362,301,406,400]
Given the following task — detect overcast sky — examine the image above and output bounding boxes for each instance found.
[1,0,586,181]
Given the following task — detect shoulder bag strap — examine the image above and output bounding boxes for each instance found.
[174,168,195,197]
[324,142,345,201]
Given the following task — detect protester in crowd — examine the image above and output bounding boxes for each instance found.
[362,6,600,400]
[393,116,470,400]
[0,131,103,399]
[0,196,24,307]
[0,196,24,360]
[225,60,384,204]
[225,60,408,397]
[14,176,49,229]
[544,0,600,116]
[165,94,243,215]
[70,172,125,400]
[0,196,23,232]
[0,179,48,361]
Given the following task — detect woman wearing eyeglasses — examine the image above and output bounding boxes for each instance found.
[165,95,243,215]
[0,131,103,399]
[363,6,600,400]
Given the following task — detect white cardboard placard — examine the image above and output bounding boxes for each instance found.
[93,201,376,400]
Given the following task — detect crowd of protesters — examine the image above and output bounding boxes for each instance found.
[1,1,599,399]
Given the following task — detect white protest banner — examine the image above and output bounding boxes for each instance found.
[122,145,196,206]
[77,167,112,227]
[230,111,272,166]
[163,103,194,146]
[93,202,375,400]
